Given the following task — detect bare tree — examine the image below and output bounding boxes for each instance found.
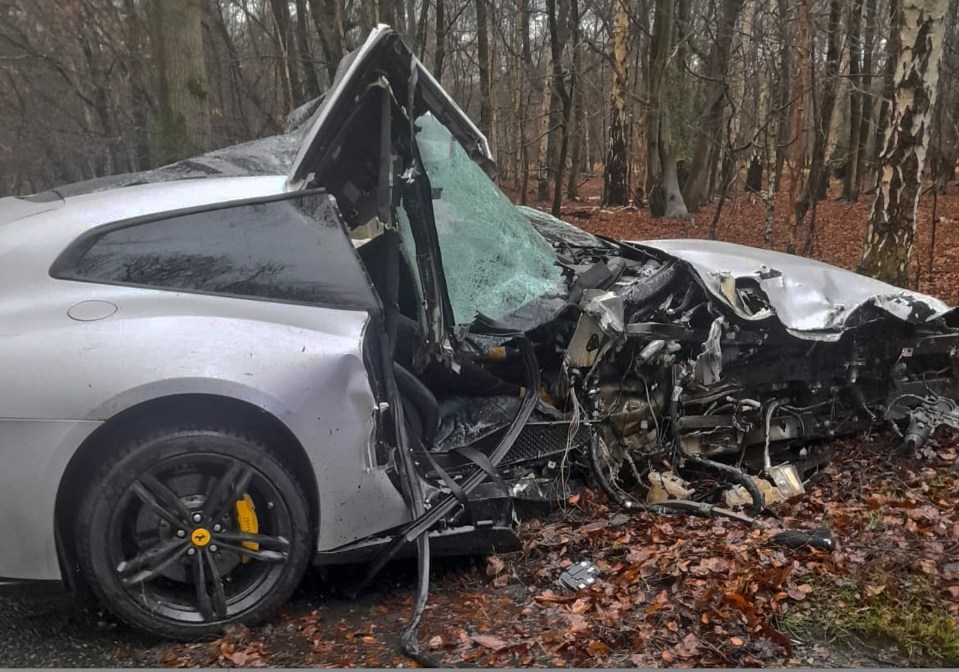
[645,0,687,217]
[792,0,842,254]
[681,0,745,212]
[603,0,630,206]
[148,0,211,165]
[859,0,949,285]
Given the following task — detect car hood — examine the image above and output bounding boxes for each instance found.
[631,239,953,340]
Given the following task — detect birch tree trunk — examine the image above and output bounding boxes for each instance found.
[858,0,948,285]
[727,0,757,151]
[872,0,901,189]
[603,0,630,206]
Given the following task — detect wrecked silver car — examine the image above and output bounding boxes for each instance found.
[1,26,958,645]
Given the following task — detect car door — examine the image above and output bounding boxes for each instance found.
[45,189,412,552]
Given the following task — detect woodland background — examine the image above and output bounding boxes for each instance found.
[2,0,958,287]
[2,1,959,667]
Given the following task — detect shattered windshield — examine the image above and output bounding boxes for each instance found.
[414,114,563,324]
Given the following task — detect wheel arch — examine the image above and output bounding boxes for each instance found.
[53,393,319,589]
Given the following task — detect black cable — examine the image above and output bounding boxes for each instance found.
[356,337,540,589]
[681,453,765,516]
[399,533,445,667]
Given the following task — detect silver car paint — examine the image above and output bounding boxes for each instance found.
[637,239,952,340]
[288,24,491,188]
[0,177,408,581]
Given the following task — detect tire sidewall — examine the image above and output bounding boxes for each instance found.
[76,428,312,640]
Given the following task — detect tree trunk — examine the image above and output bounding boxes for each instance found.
[657,114,688,218]
[773,0,791,192]
[872,0,901,188]
[645,0,687,217]
[476,0,493,140]
[295,0,321,98]
[858,0,948,286]
[542,0,570,207]
[435,0,446,81]
[793,0,841,252]
[269,0,300,111]
[308,0,346,84]
[415,0,430,58]
[148,0,210,165]
[603,0,630,206]
[519,0,532,204]
[727,0,757,149]
[512,0,524,189]
[566,30,585,200]
[761,0,781,248]
[681,0,745,211]
[852,0,877,200]
[786,0,810,252]
[843,0,865,200]
[124,0,152,171]
[548,0,575,216]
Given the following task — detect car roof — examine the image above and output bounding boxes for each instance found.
[0,175,289,246]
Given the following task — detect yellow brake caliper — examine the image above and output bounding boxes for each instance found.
[233,493,260,563]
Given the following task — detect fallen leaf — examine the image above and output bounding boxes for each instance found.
[471,635,509,651]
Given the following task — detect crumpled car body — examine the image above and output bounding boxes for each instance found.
[1,26,957,639]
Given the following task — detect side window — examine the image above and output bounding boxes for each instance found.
[53,194,376,309]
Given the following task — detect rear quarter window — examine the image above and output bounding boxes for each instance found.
[51,193,376,310]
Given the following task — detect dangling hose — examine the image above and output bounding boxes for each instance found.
[680,453,765,517]
[588,434,762,526]
[355,335,540,667]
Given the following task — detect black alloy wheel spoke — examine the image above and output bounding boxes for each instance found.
[191,548,216,621]
[202,549,228,620]
[213,531,290,550]
[130,477,191,527]
[215,541,288,563]
[118,538,190,587]
[202,463,255,523]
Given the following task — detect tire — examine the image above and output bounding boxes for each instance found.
[74,426,313,640]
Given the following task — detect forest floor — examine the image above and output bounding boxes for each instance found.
[1,179,958,668]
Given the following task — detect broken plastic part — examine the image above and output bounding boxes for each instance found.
[559,560,600,592]
[769,527,835,551]
[413,114,562,323]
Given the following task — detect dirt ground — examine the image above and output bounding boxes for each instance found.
[1,179,958,668]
